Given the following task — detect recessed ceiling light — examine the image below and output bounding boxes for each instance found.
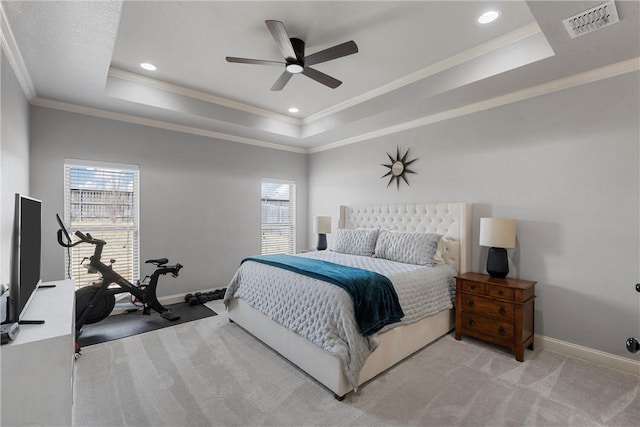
[140,62,157,71]
[477,10,501,24]
[288,107,299,113]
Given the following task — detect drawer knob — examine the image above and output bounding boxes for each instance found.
[499,305,505,315]
[468,299,475,308]
[468,319,476,326]
[498,289,504,296]
[470,284,476,290]
[498,326,506,335]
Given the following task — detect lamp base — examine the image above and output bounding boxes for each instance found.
[316,234,327,251]
[486,247,509,278]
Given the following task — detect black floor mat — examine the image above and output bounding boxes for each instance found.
[77,302,216,347]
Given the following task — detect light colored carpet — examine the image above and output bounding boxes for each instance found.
[74,301,639,426]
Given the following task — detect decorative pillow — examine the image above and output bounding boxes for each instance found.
[374,230,442,266]
[331,228,379,256]
[433,237,448,264]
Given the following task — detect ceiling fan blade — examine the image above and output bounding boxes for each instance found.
[265,20,296,60]
[304,41,358,66]
[301,67,342,89]
[226,57,284,66]
[271,71,293,91]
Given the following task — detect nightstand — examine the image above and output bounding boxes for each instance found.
[454,272,536,362]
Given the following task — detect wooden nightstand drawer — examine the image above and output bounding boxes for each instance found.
[460,280,484,294]
[455,272,536,362]
[461,294,514,321]
[461,313,514,345]
[486,285,515,301]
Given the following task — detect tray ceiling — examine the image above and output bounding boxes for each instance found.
[2,1,638,152]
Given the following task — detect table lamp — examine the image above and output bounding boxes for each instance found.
[479,218,516,278]
[313,216,332,250]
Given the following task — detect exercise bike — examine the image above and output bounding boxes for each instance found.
[56,215,182,339]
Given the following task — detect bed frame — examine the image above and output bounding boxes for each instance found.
[227,202,472,399]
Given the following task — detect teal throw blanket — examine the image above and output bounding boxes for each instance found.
[242,254,404,336]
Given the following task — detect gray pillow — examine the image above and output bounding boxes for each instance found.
[374,230,442,266]
[331,228,379,256]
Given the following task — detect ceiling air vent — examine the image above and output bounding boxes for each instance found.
[562,1,620,38]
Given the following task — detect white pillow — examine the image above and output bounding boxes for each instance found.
[331,228,379,256]
[433,237,447,264]
[374,230,442,266]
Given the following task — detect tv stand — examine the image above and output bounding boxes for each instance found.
[0,279,74,426]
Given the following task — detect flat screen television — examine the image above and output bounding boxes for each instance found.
[8,193,42,323]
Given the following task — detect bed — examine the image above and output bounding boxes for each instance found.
[224,202,472,399]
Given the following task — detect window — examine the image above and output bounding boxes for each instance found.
[261,179,296,255]
[64,159,139,287]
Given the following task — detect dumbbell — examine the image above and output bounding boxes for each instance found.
[196,292,208,304]
[184,293,199,306]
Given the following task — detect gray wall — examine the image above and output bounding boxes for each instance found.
[308,72,640,360]
[1,49,30,286]
[29,107,308,296]
[8,57,639,361]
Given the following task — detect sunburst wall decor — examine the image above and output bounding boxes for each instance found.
[381,146,418,190]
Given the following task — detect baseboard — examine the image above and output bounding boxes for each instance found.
[158,292,190,306]
[536,334,639,377]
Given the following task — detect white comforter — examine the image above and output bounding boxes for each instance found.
[224,251,456,389]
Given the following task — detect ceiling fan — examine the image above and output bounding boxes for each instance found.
[226,20,358,91]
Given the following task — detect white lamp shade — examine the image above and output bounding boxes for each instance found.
[313,216,332,234]
[479,218,516,248]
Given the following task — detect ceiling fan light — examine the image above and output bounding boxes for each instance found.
[286,63,304,74]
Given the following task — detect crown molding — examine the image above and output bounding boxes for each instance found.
[108,67,301,126]
[0,4,35,99]
[302,22,545,126]
[29,57,638,157]
[31,97,307,154]
[308,57,640,154]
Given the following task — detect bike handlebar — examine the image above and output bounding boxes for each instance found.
[56,227,106,248]
[74,230,106,245]
[173,263,183,276]
[57,229,83,248]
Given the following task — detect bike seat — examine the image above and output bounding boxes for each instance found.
[145,258,168,266]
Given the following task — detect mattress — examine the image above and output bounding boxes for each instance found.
[224,251,456,388]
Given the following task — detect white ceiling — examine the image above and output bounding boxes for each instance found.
[2,1,639,153]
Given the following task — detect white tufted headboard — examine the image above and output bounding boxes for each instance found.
[338,203,472,273]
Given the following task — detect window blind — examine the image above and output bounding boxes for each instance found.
[64,160,139,288]
[261,179,296,255]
